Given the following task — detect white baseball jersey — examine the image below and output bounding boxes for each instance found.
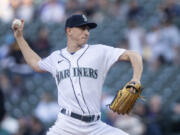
[38,44,125,115]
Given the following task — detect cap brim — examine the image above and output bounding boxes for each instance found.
[76,22,97,29]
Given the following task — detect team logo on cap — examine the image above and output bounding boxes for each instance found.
[82,14,87,22]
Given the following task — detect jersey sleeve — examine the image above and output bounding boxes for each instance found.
[101,45,126,73]
[38,52,55,75]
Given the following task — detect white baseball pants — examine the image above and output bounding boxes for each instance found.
[46,113,129,135]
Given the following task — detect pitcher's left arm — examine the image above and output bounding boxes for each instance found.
[118,50,143,83]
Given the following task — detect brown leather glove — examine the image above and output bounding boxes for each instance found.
[109,81,142,115]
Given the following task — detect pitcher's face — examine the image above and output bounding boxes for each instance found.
[67,25,90,46]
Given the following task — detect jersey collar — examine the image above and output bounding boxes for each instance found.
[62,44,89,60]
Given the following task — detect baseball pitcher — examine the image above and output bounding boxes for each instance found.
[12,14,143,135]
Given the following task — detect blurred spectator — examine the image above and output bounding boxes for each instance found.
[0,88,10,135]
[159,19,180,65]
[24,116,46,135]
[161,0,180,20]
[40,0,65,23]
[30,116,46,135]
[127,0,144,21]
[0,0,19,23]
[145,23,162,71]
[145,95,164,135]
[17,0,34,22]
[114,114,146,135]
[1,115,19,135]
[0,34,14,59]
[10,0,21,17]
[9,41,24,64]
[32,26,50,57]
[34,92,59,124]
[169,99,180,134]
[93,0,111,23]
[82,0,99,19]
[0,0,10,22]
[81,0,111,23]
[1,39,33,75]
[146,19,180,70]
[0,73,12,96]
[17,117,29,135]
[10,75,27,101]
[133,102,147,119]
[97,0,110,15]
[8,41,33,74]
[109,0,129,21]
[125,20,146,55]
[0,33,15,70]
[65,0,81,17]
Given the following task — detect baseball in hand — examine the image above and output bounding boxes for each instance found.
[12,19,22,29]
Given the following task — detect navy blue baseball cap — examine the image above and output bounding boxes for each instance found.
[65,14,97,29]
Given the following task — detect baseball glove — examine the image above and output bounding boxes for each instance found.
[109,81,142,115]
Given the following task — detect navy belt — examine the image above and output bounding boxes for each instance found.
[60,108,100,123]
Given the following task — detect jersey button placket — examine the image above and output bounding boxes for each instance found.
[71,60,86,112]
